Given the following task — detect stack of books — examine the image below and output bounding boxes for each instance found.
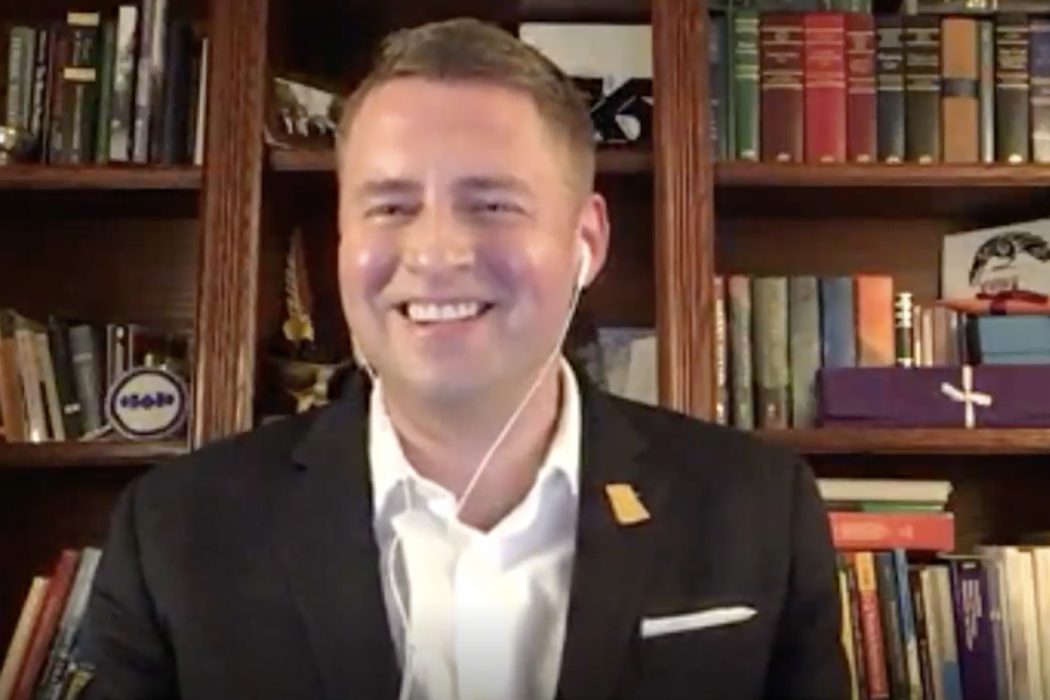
[3,3,209,167]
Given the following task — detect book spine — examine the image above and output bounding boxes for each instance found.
[1007,548,1044,700]
[941,17,979,163]
[821,276,857,368]
[855,274,895,367]
[17,29,36,132]
[71,14,101,165]
[846,12,877,163]
[876,552,910,700]
[804,12,848,163]
[45,31,69,165]
[192,37,209,165]
[728,275,754,429]
[829,511,956,551]
[761,13,805,163]
[46,317,83,440]
[68,325,103,434]
[29,29,50,145]
[1030,17,1050,163]
[904,16,942,163]
[5,28,26,130]
[0,311,27,442]
[734,10,761,161]
[1032,548,1050,699]
[789,276,821,428]
[94,20,117,164]
[33,330,65,442]
[995,14,1030,164]
[37,548,102,700]
[978,20,995,163]
[109,5,139,163]
[920,568,948,700]
[933,566,965,700]
[710,14,729,161]
[132,0,156,163]
[893,550,925,700]
[146,0,171,162]
[876,16,906,162]
[845,557,870,699]
[0,577,49,700]
[10,550,79,700]
[854,551,891,700]
[752,276,790,429]
[951,559,999,700]
[13,318,48,443]
[837,565,861,700]
[715,276,729,426]
[910,567,938,700]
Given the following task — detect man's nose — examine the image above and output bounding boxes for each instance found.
[401,207,476,273]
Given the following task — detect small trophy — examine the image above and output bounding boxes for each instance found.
[0,126,33,165]
[265,227,351,413]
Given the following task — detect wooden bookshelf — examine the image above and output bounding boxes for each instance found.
[0,165,202,191]
[716,162,1050,189]
[270,145,654,176]
[0,440,189,468]
[757,428,1050,456]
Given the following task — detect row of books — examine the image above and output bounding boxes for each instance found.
[0,549,99,700]
[707,11,1050,165]
[572,326,659,407]
[3,2,209,166]
[0,310,187,444]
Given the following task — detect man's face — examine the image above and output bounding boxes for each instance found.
[337,78,608,402]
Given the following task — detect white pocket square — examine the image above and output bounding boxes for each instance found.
[640,605,757,639]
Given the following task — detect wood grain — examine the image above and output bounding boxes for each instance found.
[192,0,270,445]
[0,166,201,190]
[758,428,1050,454]
[0,440,188,469]
[653,0,713,418]
[717,162,1050,188]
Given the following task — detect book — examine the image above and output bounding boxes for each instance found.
[33,330,64,442]
[821,276,857,368]
[980,549,1015,700]
[875,552,909,700]
[1031,547,1050,696]
[950,558,999,700]
[0,577,48,700]
[761,13,805,162]
[710,14,730,161]
[931,565,965,700]
[714,276,728,425]
[838,565,861,700]
[68,324,103,434]
[995,14,1031,163]
[1030,17,1050,162]
[46,317,83,440]
[829,511,956,551]
[193,38,209,165]
[734,10,761,161]
[109,4,139,163]
[893,550,924,700]
[752,277,790,428]
[94,19,117,164]
[788,276,820,428]
[727,276,754,429]
[979,20,995,163]
[855,275,895,367]
[844,557,870,699]
[13,314,48,442]
[876,15,906,162]
[853,551,890,700]
[804,12,847,163]
[816,478,953,504]
[0,311,26,442]
[941,17,980,163]
[36,548,102,700]
[904,16,942,163]
[846,12,877,162]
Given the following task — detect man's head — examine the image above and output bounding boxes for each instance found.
[336,18,610,404]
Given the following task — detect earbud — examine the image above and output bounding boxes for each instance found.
[576,243,591,291]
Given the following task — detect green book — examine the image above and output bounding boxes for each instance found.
[752,277,790,429]
[732,10,760,161]
[95,19,117,164]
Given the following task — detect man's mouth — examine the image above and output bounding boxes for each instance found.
[397,301,494,324]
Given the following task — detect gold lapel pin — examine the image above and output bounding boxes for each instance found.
[605,483,650,525]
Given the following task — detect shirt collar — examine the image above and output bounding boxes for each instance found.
[368,358,582,519]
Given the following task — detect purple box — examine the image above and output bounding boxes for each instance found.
[818,365,1050,428]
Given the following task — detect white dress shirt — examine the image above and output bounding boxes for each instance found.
[368,359,582,700]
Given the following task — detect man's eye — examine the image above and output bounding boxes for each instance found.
[365,203,411,218]
[473,200,523,215]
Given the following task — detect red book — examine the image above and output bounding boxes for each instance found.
[805,12,848,163]
[846,13,877,162]
[829,511,956,551]
[851,552,890,699]
[761,13,805,162]
[11,549,80,700]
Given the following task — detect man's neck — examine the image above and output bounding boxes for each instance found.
[381,363,563,531]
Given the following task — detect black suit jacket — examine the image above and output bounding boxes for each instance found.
[78,374,849,700]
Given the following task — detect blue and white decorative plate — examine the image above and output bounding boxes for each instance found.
[105,367,188,441]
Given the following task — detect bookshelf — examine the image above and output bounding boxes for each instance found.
[3,0,1050,681]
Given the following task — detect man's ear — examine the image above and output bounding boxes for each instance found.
[576,192,611,289]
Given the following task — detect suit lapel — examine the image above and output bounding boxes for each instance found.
[557,387,669,700]
[271,374,400,700]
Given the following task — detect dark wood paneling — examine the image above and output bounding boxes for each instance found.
[0,440,187,468]
[717,163,1050,188]
[0,200,199,328]
[0,469,138,654]
[0,167,201,191]
[759,428,1050,455]
[653,0,711,418]
[192,0,270,444]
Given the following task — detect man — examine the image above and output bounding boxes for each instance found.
[78,18,848,700]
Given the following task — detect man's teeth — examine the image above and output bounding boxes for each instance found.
[405,301,484,323]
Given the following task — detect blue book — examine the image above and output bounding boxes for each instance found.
[709,14,730,160]
[876,551,909,699]
[949,559,999,700]
[893,550,924,700]
[820,277,857,368]
[976,316,1050,356]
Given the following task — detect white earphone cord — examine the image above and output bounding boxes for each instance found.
[388,250,588,700]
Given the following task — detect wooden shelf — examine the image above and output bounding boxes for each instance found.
[0,165,202,191]
[757,428,1050,455]
[716,162,1050,189]
[0,440,189,469]
[269,146,653,176]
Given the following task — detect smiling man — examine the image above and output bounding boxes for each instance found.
[77,18,848,700]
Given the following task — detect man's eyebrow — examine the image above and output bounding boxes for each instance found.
[455,175,533,195]
[353,178,422,200]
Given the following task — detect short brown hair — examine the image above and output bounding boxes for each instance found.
[336,18,596,193]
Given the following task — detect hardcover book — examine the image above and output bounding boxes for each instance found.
[846,12,877,162]
[876,16,906,162]
[761,14,805,163]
